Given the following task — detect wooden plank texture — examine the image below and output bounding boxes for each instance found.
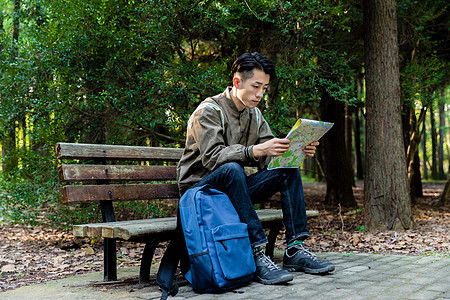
[61,184,179,203]
[58,164,177,182]
[73,209,319,240]
[56,143,184,161]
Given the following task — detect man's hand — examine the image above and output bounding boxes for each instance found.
[303,141,319,158]
[252,138,291,158]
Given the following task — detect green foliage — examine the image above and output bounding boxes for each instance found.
[398,0,450,106]
[355,225,366,232]
[349,207,363,214]
[0,155,60,226]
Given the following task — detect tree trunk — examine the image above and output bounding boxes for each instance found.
[438,97,445,179]
[430,105,438,179]
[363,0,413,230]
[345,104,355,186]
[355,73,365,180]
[13,0,20,41]
[440,155,450,206]
[422,121,428,179]
[354,107,364,180]
[412,151,423,199]
[320,90,356,208]
[440,181,450,206]
[405,107,426,203]
[0,10,3,52]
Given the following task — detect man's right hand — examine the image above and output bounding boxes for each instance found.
[252,138,291,158]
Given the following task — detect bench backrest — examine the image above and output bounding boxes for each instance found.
[56,143,184,204]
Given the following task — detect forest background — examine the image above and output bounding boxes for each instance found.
[0,0,449,231]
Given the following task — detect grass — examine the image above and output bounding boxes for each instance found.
[419,250,450,258]
[301,176,322,184]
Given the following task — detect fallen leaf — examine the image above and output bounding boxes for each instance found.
[1,264,16,272]
[82,246,95,255]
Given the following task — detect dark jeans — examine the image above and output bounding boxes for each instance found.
[191,162,310,248]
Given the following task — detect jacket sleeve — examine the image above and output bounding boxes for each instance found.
[254,115,275,169]
[188,105,252,172]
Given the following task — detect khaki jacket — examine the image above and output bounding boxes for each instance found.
[177,87,274,194]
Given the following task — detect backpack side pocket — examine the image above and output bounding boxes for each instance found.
[212,223,256,280]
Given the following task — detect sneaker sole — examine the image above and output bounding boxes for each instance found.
[255,273,294,285]
[283,264,335,274]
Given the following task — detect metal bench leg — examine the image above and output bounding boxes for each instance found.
[104,237,117,281]
[266,222,283,259]
[139,238,159,287]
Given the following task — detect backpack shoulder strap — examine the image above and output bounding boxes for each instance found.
[156,209,188,300]
[156,237,180,300]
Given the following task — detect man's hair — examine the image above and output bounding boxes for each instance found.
[231,52,276,82]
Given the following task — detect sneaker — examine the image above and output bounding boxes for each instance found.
[283,243,335,274]
[254,249,294,285]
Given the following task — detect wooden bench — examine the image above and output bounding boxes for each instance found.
[56,142,319,286]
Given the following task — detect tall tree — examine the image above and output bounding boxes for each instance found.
[363,0,413,230]
[438,96,445,179]
[354,107,364,180]
[405,107,426,202]
[422,121,428,179]
[355,74,365,180]
[345,104,355,185]
[320,91,357,207]
[430,105,438,179]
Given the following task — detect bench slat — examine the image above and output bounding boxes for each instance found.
[73,209,320,240]
[58,164,178,182]
[56,143,184,161]
[61,184,179,203]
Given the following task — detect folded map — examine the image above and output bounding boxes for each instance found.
[267,118,334,170]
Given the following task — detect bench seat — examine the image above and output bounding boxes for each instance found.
[73,209,319,240]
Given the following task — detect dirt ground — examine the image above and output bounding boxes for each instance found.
[1,181,449,292]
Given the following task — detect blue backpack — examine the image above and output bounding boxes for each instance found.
[180,184,256,292]
[157,185,255,298]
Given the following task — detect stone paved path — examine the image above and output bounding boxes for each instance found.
[1,252,449,299]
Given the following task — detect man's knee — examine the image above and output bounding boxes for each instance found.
[219,162,246,180]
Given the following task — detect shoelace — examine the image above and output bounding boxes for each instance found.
[256,252,282,271]
[292,244,318,261]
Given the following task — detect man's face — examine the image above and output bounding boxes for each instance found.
[234,69,270,110]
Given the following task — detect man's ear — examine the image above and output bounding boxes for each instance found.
[232,76,240,89]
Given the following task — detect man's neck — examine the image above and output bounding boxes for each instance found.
[230,87,246,112]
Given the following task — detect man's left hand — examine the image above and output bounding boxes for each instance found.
[303,141,319,158]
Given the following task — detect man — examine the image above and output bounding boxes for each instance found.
[177,52,335,285]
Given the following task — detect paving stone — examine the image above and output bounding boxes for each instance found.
[294,281,336,292]
[405,290,443,300]
[426,282,450,293]
[386,283,424,297]
[139,291,163,300]
[408,277,440,285]
[366,278,406,288]
[377,256,404,262]
[318,287,357,299]
[341,265,371,273]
